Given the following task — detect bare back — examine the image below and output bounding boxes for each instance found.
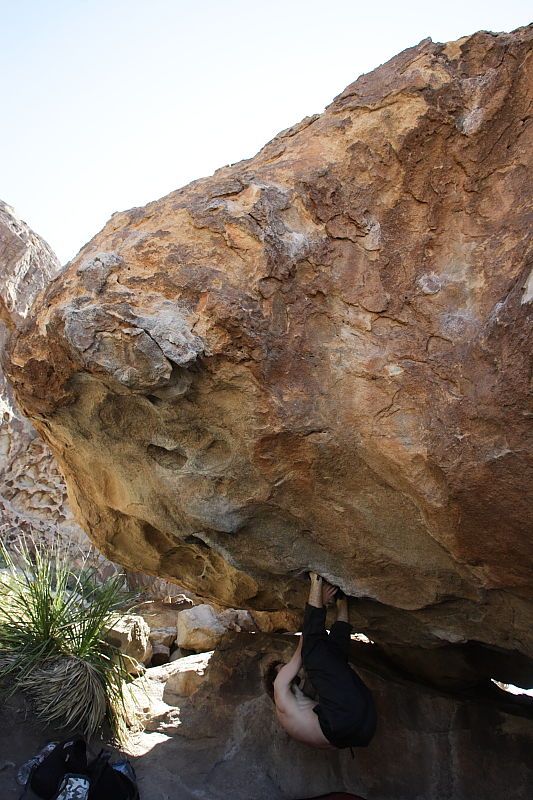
[275,684,335,750]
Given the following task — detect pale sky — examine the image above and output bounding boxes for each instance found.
[1,0,531,264]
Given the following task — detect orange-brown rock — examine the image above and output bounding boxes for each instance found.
[4,28,533,673]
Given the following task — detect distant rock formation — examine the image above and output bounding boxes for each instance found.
[0,201,90,559]
[0,200,60,327]
[3,27,533,692]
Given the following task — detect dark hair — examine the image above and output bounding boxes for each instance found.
[263,660,284,702]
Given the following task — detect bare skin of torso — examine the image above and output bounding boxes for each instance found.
[275,683,335,750]
[273,634,335,750]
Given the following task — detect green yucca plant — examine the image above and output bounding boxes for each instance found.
[0,539,139,741]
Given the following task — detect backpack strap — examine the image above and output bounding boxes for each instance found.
[87,751,139,800]
[18,779,31,800]
[62,737,88,773]
[87,749,111,791]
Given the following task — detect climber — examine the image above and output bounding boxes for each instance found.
[267,572,376,750]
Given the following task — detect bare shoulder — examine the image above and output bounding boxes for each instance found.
[274,679,297,715]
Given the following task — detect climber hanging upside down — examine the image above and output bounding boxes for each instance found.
[265,572,377,751]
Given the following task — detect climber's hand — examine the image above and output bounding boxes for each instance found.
[322,582,337,606]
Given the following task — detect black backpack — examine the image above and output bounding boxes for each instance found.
[18,736,139,800]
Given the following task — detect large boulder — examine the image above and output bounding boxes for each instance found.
[163,651,212,698]
[0,200,60,327]
[134,598,194,631]
[130,651,214,734]
[3,28,533,686]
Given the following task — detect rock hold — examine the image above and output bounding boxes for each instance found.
[61,296,205,392]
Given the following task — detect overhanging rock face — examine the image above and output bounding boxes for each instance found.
[5,29,533,672]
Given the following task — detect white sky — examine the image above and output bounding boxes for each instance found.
[1,0,531,264]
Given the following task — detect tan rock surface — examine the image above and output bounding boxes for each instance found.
[217,607,256,632]
[250,608,301,633]
[163,651,211,697]
[131,651,213,733]
[177,604,227,652]
[149,627,177,649]
[0,202,198,598]
[106,613,153,670]
[134,598,193,630]
[3,29,533,674]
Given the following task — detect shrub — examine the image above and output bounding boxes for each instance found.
[0,539,138,741]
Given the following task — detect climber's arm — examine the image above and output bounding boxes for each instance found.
[273,636,302,711]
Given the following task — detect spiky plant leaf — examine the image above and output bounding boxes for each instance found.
[0,538,140,742]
